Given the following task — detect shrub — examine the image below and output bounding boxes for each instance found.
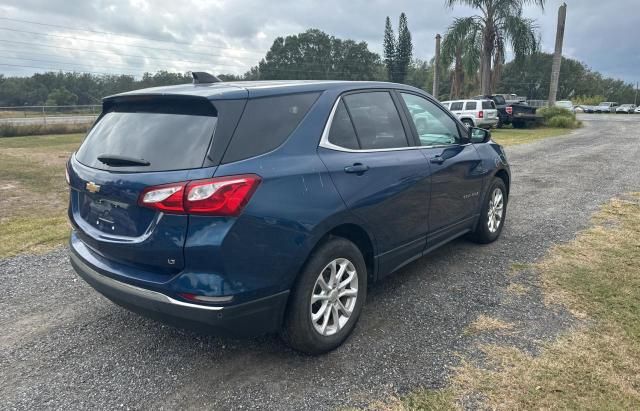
[547,115,579,128]
[538,106,576,121]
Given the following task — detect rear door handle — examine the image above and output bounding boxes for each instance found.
[344,163,369,174]
[430,156,445,164]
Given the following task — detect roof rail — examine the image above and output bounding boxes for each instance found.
[191,72,222,84]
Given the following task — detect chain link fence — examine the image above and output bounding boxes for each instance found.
[0,105,100,126]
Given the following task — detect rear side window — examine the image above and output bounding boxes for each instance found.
[328,101,359,149]
[76,98,217,172]
[343,92,408,150]
[482,101,495,109]
[450,102,464,110]
[465,101,477,110]
[222,92,320,163]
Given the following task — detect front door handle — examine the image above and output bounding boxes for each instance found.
[430,156,445,164]
[344,163,369,174]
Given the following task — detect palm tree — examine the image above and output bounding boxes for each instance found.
[441,17,481,98]
[445,0,543,95]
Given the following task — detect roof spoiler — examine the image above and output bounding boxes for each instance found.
[191,71,222,84]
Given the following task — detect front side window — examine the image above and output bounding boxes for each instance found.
[342,92,409,150]
[401,93,461,146]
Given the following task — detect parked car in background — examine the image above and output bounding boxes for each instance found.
[635,106,640,114]
[555,100,575,113]
[574,105,585,113]
[471,94,538,128]
[595,102,619,113]
[616,104,636,114]
[440,99,499,129]
[67,78,511,354]
[582,105,596,113]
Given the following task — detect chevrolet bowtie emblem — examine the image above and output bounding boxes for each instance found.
[86,181,101,193]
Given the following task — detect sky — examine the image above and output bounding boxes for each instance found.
[0,0,638,85]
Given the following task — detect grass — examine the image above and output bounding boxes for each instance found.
[491,126,572,147]
[0,122,92,137]
[465,315,513,335]
[506,283,529,296]
[387,193,640,410]
[0,133,84,258]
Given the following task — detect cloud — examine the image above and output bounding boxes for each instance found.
[0,0,637,85]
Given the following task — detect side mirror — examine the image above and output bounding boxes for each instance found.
[470,127,491,144]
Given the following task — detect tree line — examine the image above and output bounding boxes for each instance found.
[0,2,637,106]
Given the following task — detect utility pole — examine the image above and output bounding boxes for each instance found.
[433,34,441,99]
[548,3,567,106]
[635,82,638,106]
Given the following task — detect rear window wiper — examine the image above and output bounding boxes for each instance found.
[97,154,150,167]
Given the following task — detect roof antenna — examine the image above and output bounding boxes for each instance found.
[190,71,222,84]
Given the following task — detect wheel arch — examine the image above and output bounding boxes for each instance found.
[460,116,475,126]
[494,168,510,197]
[302,223,377,283]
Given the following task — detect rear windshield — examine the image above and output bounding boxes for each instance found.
[76,100,217,172]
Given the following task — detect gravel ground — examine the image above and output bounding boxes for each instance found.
[1,114,639,410]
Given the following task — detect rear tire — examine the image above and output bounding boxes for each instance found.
[512,120,525,129]
[470,178,507,244]
[281,237,367,355]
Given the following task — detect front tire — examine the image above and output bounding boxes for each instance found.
[470,178,507,244]
[281,237,367,355]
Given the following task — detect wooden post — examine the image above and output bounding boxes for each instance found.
[433,34,441,99]
[548,3,567,106]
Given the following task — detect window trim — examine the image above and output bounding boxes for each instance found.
[320,89,472,153]
[320,90,417,153]
[318,96,424,153]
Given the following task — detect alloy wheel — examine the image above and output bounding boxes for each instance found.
[487,187,504,233]
[310,258,358,336]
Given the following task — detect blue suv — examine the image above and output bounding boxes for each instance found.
[68,78,510,354]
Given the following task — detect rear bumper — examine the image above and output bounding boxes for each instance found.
[476,118,499,127]
[70,250,289,337]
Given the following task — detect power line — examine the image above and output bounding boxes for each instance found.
[0,54,216,73]
[0,26,263,58]
[0,62,147,77]
[0,49,248,69]
[0,16,267,56]
[0,39,391,73]
[0,61,416,78]
[0,39,251,68]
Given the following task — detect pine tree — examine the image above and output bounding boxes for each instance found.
[383,16,397,82]
[396,13,413,84]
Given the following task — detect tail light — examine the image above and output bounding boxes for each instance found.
[138,174,261,216]
[478,110,484,119]
[506,106,513,115]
